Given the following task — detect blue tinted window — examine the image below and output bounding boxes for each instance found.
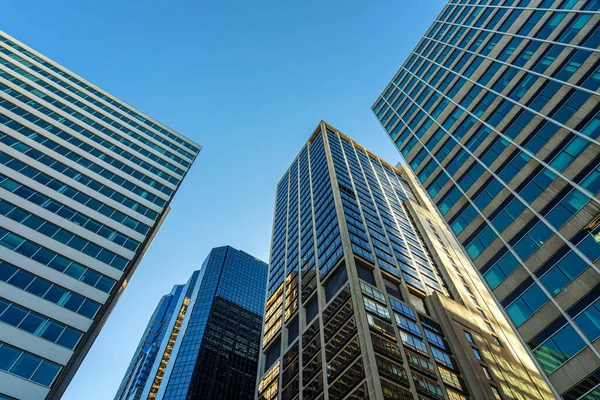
[533,324,586,374]
[575,299,600,341]
[506,283,548,326]
[540,251,588,296]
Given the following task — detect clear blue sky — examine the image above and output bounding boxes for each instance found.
[4,1,446,398]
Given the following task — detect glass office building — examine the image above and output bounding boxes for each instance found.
[119,246,268,400]
[256,122,553,400]
[0,31,200,399]
[114,285,185,400]
[372,2,599,398]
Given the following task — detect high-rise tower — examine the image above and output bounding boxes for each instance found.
[120,246,268,400]
[256,122,553,400]
[114,285,185,400]
[0,31,200,399]
[372,2,599,398]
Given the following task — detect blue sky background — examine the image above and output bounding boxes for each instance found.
[4,1,446,398]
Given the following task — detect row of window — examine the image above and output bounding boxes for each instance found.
[0,35,200,155]
[0,172,140,251]
[0,298,82,350]
[382,24,596,184]
[0,51,191,166]
[0,341,61,387]
[0,96,174,201]
[0,197,128,270]
[0,61,187,180]
[0,226,115,293]
[0,260,100,319]
[0,130,159,221]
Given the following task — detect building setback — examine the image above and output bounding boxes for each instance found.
[0,31,201,399]
[119,245,268,400]
[372,1,599,398]
[256,122,553,400]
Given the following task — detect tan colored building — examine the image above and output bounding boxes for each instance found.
[255,122,553,400]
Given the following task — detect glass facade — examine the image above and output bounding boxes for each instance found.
[257,122,553,400]
[0,30,200,400]
[124,246,268,400]
[373,1,599,398]
[114,285,185,400]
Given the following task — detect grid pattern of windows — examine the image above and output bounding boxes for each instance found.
[373,1,600,393]
[0,30,199,399]
[159,247,267,400]
[258,123,478,400]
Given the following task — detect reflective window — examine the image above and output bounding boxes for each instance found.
[533,324,586,374]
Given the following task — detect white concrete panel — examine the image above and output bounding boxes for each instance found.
[0,370,50,400]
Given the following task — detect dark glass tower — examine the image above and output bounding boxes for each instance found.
[256,122,553,400]
[114,285,185,400]
[117,246,268,400]
[0,31,200,400]
[372,2,599,398]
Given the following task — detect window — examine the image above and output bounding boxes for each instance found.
[0,342,61,387]
[395,314,421,337]
[506,283,549,327]
[432,347,454,368]
[483,252,520,290]
[364,298,391,320]
[448,390,468,400]
[492,336,502,347]
[438,366,463,389]
[545,189,589,229]
[464,331,474,343]
[540,251,588,296]
[533,324,586,374]
[400,331,428,355]
[425,329,446,350]
[0,299,82,349]
[473,347,482,361]
[0,197,129,269]
[0,228,115,293]
[513,222,553,261]
[575,298,600,342]
[465,226,498,260]
[491,386,502,400]
[482,366,492,380]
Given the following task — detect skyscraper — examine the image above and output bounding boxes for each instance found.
[256,122,553,400]
[114,285,185,400]
[0,31,200,400]
[372,2,599,398]
[119,245,268,400]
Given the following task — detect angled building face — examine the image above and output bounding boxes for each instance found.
[0,31,200,400]
[256,122,552,400]
[114,285,185,400]
[124,246,268,400]
[372,2,600,398]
